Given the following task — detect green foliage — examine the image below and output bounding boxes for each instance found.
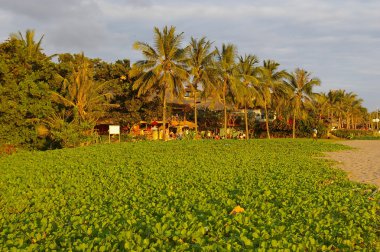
[297,119,328,138]
[1,140,379,250]
[0,28,370,148]
[193,108,223,130]
[0,36,54,148]
[253,120,294,138]
[51,53,117,123]
[46,117,99,148]
[332,129,377,140]
[0,144,17,156]
[254,117,329,139]
[131,26,189,141]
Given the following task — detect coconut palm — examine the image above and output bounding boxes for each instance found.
[286,68,321,138]
[215,44,239,138]
[186,37,218,138]
[351,102,366,130]
[51,53,115,124]
[341,92,363,129]
[10,29,44,59]
[328,89,348,129]
[130,26,188,140]
[257,60,288,139]
[313,92,330,124]
[237,54,260,139]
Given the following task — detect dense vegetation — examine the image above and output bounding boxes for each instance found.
[1,140,379,250]
[1,27,376,149]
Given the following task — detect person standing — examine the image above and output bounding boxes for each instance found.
[312,128,318,141]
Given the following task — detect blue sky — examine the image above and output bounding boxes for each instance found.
[1,0,379,111]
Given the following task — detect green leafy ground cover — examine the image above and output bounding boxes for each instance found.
[1,139,379,251]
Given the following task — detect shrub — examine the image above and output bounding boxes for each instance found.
[297,120,328,138]
[331,129,376,139]
[0,144,17,156]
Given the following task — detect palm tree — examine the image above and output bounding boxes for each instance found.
[341,92,363,129]
[350,102,366,129]
[286,68,321,138]
[328,89,347,129]
[51,53,115,124]
[237,54,259,139]
[10,29,44,59]
[130,26,188,141]
[313,92,330,124]
[215,44,239,138]
[186,37,217,138]
[257,60,288,139]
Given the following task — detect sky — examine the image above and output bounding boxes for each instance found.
[1,0,379,111]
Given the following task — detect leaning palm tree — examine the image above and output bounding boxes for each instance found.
[237,54,260,139]
[186,37,218,138]
[130,26,189,141]
[215,44,239,138]
[285,68,321,138]
[257,60,288,139]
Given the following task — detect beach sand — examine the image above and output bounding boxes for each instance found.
[325,140,380,188]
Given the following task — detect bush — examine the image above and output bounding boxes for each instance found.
[331,129,377,139]
[252,119,328,139]
[0,144,17,156]
[297,120,328,138]
[46,120,100,148]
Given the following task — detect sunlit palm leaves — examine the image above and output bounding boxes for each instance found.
[285,69,321,138]
[237,54,260,139]
[186,37,218,137]
[51,53,115,124]
[10,29,44,59]
[130,26,189,140]
[215,44,239,137]
[257,60,288,139]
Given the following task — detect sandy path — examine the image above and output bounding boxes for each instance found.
[325,140,380,188]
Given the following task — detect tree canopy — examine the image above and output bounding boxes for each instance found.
[0,27,370,148]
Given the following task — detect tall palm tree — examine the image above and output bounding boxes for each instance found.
[51,53,115,124]
[130,26,189,140]
[286,68,321,138]
[237,54,259,139]
[215,44,239,138]
[187,37,217,138]
[257,60,288,139]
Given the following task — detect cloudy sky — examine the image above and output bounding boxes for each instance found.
[1,0,379,110]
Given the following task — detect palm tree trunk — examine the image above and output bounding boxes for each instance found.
[329,110,334,131]
[194,91,198,139]
[162,89,167,141]
[223,81,227,138]
[244,104,249,140]
[292,109,296,139]
[338,114,342,129]
[264,99,270,139]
